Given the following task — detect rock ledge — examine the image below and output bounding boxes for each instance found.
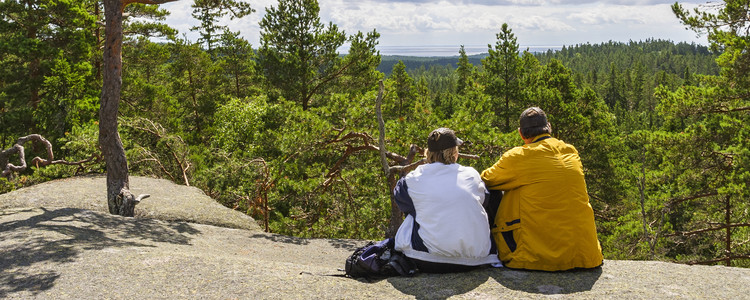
[1,176,749,299]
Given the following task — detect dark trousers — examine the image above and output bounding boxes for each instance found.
[410,258,481,274]
[486,189,502,255]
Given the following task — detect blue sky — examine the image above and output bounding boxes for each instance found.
[160,0,711,55]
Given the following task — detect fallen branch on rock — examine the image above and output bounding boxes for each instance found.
[1,134,99,178]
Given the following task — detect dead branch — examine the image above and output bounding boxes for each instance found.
[321,131,408,163]
[687,255,750,265]
[376,80,389,177]
[1,134,97,178]
[709,106,750,113]
[321,130,482,181]
[388,158,426,174]
[123,0,178,6]
[123,117,191,186]
[388,153,480,174]
[249,158,272,232]
[664,191,719,208]
[319,80,483,238]
[242,152,303,233]
[132,148,176,183]
[665,223,750,237]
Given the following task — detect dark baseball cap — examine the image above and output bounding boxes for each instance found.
[519,107,549,129]
[427,127,463,151]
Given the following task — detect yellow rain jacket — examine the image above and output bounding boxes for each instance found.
[481,134,603,271]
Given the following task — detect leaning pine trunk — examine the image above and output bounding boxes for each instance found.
[375,80,404,238]
[100,0,135,216]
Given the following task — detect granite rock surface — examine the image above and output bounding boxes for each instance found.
[1,176,749,299]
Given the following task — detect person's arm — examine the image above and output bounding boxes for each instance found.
[480,151,523,191]
[393,177,416,217]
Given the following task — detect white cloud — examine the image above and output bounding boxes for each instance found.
[368,0,707,5]
[325,1,576,33]
[567,5,655,25]
[158,1,193,36]
[157,0,707,49]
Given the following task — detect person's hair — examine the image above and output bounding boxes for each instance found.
[519,107,552,139]
[424,146,458,165]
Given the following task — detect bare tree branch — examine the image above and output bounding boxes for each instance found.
[709,106,750,113]
[132,148,176,183]
[664,191,719,207]
[123,117,191,186]
[318,83,483,237]
[666,223,750,237]
[123,0,178,5]
[1,134,98,178]
[376,80,389,177]
[388,153,480,174]
[687,255,750,265]
[247,158,272,232]
[320,130,408,163]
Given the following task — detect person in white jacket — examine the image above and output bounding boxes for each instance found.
[393,127,500,273]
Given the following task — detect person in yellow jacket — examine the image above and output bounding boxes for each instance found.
[481,107,603,271]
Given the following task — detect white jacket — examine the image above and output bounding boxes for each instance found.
[393,162,500,266]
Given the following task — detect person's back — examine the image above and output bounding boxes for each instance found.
[394,128,500,273]
[481,107,603,271]
[397,163,494,261]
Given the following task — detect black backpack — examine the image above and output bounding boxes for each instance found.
[344,238,416,279]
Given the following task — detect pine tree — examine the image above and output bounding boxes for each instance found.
[456,45,475,95]
[658,0,750,266]
[0,0,97,147]
[257,0,346,110]
[388,61,416,119]
[482,23,522,130]
[190,0,253,54]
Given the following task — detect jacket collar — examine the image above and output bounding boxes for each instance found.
[531,133,552,143]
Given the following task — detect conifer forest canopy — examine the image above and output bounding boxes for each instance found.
[0,0,748,267]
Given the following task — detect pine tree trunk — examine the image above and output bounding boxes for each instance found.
[101,0,135,216]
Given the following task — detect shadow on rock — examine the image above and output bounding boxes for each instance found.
[250,233,311,245]
[387,268,491,300]
[0,271,59,298]
[0,207,201,297]
[490,266,603,295]
[327,239,364,251]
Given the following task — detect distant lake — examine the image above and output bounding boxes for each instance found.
[373,45,563,57]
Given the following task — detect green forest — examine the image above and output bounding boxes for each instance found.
[1,0,748,267]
